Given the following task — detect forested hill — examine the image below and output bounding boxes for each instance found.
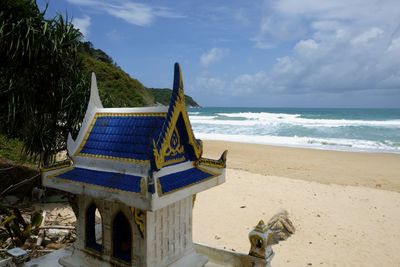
[79,42,200,108]
[147,88,200,107]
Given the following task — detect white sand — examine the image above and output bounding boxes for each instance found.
[193,169,400,267]
[201,140,400,192]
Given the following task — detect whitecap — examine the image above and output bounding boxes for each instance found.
[194,132,400,153]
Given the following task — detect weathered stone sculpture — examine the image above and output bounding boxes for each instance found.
[266,209,295,245]
[247,210,295,267]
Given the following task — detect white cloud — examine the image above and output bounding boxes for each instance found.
[72,15,91,37]
[232,71,274,95]
[387,37,400,52]
[294,39,319,54]
[272,0,397,23]
[253,15,307,48]
[189,0,400,105]
[195,74,226,93]
[105,2,153,26]
[235,32,400,95]
[66,0,183,26]
[200,48,229,66]
[233,0,400,97]
[351,27,384,46]
[253,0,400,47]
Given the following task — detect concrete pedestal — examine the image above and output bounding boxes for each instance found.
[61,195,206,267]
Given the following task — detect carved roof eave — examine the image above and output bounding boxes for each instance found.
[153,63,203,170]
[197,150,228,169]
[67,73,102,157]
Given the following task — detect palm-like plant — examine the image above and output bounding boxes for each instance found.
[0,203,43,246]
[0,0,89,165]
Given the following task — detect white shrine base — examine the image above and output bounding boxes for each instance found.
[24,244,272,267]
[58,248,207,267]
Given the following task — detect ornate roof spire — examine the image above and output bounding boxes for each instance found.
[153,63,202,170]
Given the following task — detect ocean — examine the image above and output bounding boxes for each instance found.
[188,107,400,154]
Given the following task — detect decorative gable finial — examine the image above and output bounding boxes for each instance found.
[89,72,103,108]
[66,73,103,156]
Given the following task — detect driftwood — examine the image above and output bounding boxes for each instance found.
[34,249,55,253]
[36,211,47,246]
[0,248,56,253]
[0,166,16,171]
[39,225,75,230]
[0,174,39,197]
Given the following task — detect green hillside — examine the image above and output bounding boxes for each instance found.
[79,42,199,108]
[79,42,155,107]
[147,88,200,107]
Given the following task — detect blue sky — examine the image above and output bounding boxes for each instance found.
[39,0,400,108]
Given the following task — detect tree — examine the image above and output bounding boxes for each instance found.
[0,0,89,165]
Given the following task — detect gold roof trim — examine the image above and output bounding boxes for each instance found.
[197,150,228,169]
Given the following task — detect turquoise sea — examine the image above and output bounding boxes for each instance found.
[188,107,400,153]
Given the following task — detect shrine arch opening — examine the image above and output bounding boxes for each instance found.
[85,203,103,252]
[112,211,132,263]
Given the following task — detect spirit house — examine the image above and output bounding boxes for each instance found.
[42,63,227,267]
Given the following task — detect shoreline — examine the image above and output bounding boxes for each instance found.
[194,133,400,155]
[202,140,400,192]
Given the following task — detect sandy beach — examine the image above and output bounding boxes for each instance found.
[193,140,400,266]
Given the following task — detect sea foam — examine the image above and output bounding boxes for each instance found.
[188,108,400,153]
[194,133,400,153]
[213,112,400,128]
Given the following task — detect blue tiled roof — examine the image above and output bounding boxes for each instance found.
[158,167,216,194]
[57,167,142,193]
[80,115,165,160]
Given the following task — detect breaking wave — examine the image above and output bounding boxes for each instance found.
[189,112,400,128]
[188,108,400,153]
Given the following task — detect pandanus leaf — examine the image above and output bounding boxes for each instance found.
[0,214,16,227]
[30,211,43,228]
[13,208,27,227]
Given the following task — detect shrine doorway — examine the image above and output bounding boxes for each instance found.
[86,203,102,251]
[112,211,132,263]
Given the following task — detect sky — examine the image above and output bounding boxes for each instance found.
[38,0,400,108]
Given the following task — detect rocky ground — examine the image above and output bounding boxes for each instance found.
[0,159,77,262]
[0,197,76,255]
